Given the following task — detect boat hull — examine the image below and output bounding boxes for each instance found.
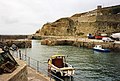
[48,64,75,77]
[93,48,110,52]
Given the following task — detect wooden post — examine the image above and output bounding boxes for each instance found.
[28,57,30,66]
[19,50,22,60]
[37,61,39,72]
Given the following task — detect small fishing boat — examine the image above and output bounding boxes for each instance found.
[48,54,75,77]
[93,45,110,52]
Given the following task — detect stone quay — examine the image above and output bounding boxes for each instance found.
[0,39,32,48]
[41,37,120,52]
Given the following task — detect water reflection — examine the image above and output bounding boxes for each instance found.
[20,40,120,81]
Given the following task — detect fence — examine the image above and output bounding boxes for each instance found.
[11,50,83,81]
[12,50,64,81]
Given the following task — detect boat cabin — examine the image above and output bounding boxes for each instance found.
[50,55,66,68]
[48,54,75,76]
[94,45,102,49]
[93,45,110,52]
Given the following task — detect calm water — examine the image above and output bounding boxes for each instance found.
[21,40,120,81]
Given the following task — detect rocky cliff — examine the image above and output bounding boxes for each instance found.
[38,18,75,36]
[35,5,120,36]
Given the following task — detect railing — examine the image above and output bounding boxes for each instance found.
[11,50,64,81]
[11,50,83,81]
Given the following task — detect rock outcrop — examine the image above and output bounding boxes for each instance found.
[35,5,120,36]
[38,18,75,36]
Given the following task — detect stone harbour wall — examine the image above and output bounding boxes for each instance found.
[0,40,32,48]
[9,66,28,81]
[0,59,28,81]
[41,38,120,52]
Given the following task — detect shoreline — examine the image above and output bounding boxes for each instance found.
[41,37,120,52]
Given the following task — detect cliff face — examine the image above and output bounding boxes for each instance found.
[38,18,75,36]
[36,5,120,36]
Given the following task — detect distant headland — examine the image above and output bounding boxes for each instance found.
[35,5,120,37]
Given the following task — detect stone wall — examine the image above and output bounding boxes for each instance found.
[0,59,28,81]
[41,38,120,52]
[78,15,96,22]
[9,66,28,81]
[0,40,32,48]
[0,35,28,40]
[96,14,120,22]
[74,22,97,36]
[96,21,120,35]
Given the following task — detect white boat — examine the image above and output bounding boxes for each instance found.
[111,33,120,41]
[48,54,75,77]
[93,45,110,52]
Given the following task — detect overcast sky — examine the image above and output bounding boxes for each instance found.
[0,0,120,35]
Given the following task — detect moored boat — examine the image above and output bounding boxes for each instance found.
[48,54,75,77]
[93,45,110,52]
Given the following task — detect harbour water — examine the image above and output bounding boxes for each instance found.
[20,40,120,81]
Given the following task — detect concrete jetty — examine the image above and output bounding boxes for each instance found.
[0,58,28,81]
[0,58,54,81]
[0,39,32,48]
[27,67,54,81]
[41,38,120,52]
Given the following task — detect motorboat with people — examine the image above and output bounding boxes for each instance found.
[48,54,75,77]
[93,45,110,52]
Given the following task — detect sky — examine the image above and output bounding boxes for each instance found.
[0,0,120,35]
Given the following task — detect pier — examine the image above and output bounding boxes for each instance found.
[27,67,53,81]
[41,37,120,52]
[0,35,32,48]
[0,39,32,48]
[0,58,54,81]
